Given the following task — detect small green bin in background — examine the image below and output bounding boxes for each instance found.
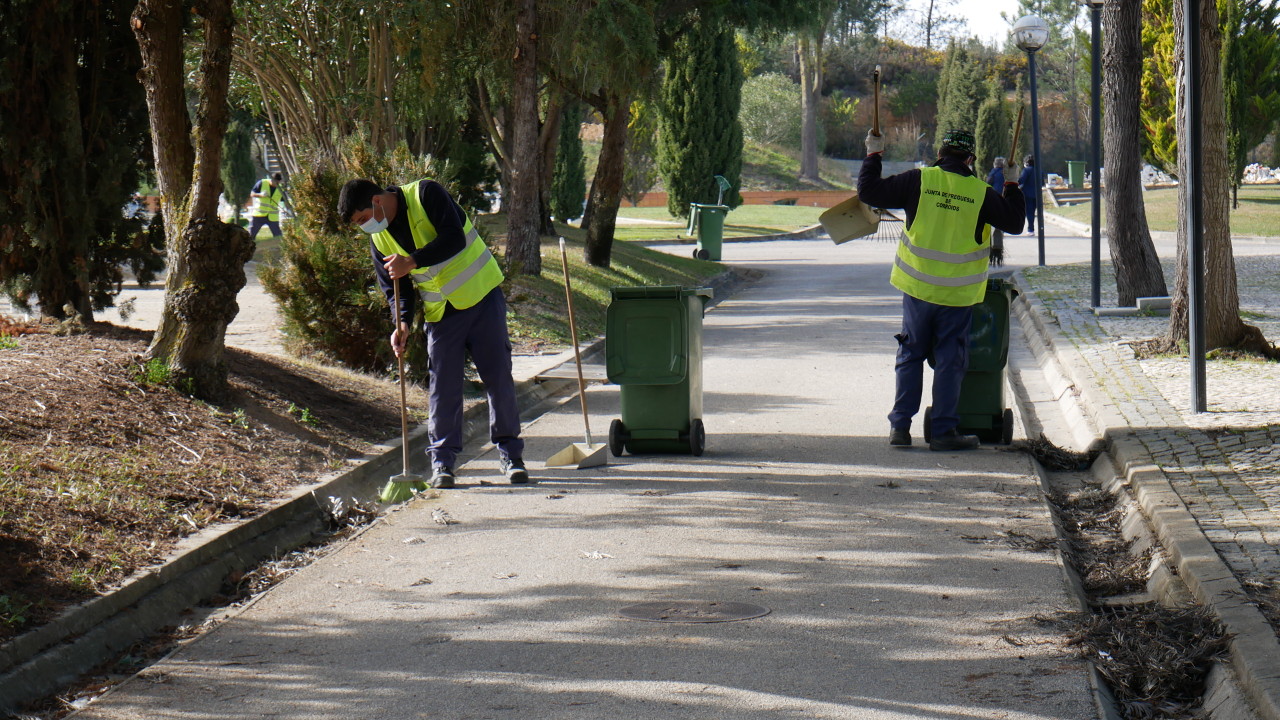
[688,203,728,261]
[606,286,713,456]
[1066,160,1086,189]
[924,278,1018,444]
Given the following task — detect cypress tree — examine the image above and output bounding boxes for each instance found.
[934,42,983,152]
[975,78,1011,175]
[658,16,743,218]
[551,101,587,223]
[0,0,157,320]
[221,120,258,223]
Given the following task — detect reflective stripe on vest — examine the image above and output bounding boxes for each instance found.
[252,180,282,220]
[890,166,991,307]
[370,181,504,322]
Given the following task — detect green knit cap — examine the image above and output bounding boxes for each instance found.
[940,129,976,154]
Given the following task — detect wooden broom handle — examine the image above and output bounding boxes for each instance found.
[559,239,592,445]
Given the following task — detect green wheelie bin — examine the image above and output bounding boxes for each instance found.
[688,203,729,261]
[687,175,733,261]
[924,278,1018,445]
[606,286,714,456]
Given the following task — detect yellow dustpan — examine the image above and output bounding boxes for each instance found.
[820,192,881,244]
[546,238,607,469]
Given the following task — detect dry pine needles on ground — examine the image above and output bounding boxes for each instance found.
[0,319,424,642]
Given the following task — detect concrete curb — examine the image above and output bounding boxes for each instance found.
[0,265,749,714]
[1009,272,1280,720]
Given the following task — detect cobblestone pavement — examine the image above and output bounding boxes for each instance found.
[1018,251,1280,619]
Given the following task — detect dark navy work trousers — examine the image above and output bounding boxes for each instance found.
[425,288,524,469]
[888,293,973,437]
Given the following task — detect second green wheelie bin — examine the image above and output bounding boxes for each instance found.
[606,286,713,456]
[924,277,1018,444]
[688,203,729,261]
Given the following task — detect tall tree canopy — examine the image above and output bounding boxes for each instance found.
[933,41,983,151]
[0,0,159,322]
[1224,0,1280,207]
[658,16,744,218]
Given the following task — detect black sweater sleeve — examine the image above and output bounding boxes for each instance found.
[980,183,1026,236]
[371,238,416,328]
[859,153,1025,241]
[856,153,921,221]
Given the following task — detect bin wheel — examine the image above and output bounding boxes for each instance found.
[1001,408,1014,445]
[923,407,932,443]
[609,419,628,457]
[694,248,710,260]
[689,418,705,456]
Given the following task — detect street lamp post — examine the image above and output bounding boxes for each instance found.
[1013,15,1050,267]
[1078,0,1104,309]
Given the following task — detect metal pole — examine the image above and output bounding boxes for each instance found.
[1029,50,1046,267]
[1090,5,1102,309]
[1185,0,1207,412]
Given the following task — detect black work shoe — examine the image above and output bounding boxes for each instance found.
[430,466,456,489]
[500,457,530,484]
[889,427,911,447]
[928,430,980,452]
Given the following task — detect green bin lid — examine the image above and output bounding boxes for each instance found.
[610,286,714,301]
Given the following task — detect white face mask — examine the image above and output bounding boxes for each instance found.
[359,202,388,234]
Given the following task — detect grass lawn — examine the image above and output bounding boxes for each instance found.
[475,213,723,349]
[1050,184,1280,237]
[611,204,826,243]
[584,135,854,194]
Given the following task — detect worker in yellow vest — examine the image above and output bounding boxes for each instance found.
[857,128,1025,451]
[338,178,528,488]
[249,172,285,239]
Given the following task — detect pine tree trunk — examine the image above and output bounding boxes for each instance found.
[538,92,564,237]
[1160,0,1273,356]
[1103,0,1167,306]
[798,31,823,183]
[132,0,193,244]
[584,93,630,268]
[134,0,255,401]
[504,0,542,276]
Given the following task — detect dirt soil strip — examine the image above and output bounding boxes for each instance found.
[0,322,576,707]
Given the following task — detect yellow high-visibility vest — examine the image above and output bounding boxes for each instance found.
[370,181,503,323]
[889,167,992,307]
[251,179,282,221]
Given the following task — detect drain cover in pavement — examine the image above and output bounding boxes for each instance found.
[618,601,771,623]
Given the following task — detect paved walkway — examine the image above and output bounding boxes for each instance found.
[1015,241,1280,608]
[73,237,1097,719]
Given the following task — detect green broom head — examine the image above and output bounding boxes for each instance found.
[379,472,428,504]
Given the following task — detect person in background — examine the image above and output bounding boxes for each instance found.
[986,157,1007,265]
[857,128,1025,452]
[1017,155,1038,235]
[248,172,285,240]
[337,178,529,488]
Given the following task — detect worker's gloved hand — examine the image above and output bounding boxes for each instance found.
[865,130,884,155]
[989,246,1005,267]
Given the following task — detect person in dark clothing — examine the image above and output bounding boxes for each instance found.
[338,178,529,488]
[857,128,1025,451]
[1017,155,1038,234]
[986,157,1007,265]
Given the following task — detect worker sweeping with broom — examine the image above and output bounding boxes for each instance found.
[338,178,530,495]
